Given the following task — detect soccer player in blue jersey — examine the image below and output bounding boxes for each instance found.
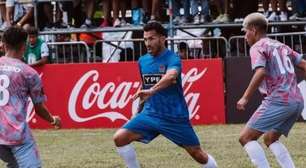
[113,22,218,168]
[237,13,306,168]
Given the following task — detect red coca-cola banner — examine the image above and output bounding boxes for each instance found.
[27,59,225,129]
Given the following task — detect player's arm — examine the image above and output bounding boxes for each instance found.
[134,69,178,101]
[30,42,49,67]
[28,72,60,128]
[34,102,61,129]
[144,54,180,96]
[30,56,48,67]
[237,67,266,111]
[296,59,306,80]
[150,69,178,93]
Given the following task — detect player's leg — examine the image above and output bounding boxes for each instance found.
[113,128,142,168]
[183,146,217,168]
[263,101,303,168]
[113,113,160,168]
[239,104,270,168]
[239,126,263,145]
[239,102,287,168]
[263,131,295,168]
[113,128,143,147]
[158,119,217,167]
[10,139,42,168]
[239,126,270,168]
[0,145,18,168]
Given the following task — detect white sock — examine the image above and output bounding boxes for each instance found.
[202,154,218,168]
[116,144,140,168]
[269,141,295,168]
[244,141,270,168]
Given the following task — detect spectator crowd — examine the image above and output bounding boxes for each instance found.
[0,0,305,64]
[0,0,305,31]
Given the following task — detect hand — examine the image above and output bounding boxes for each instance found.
[236,97,248,111]
[132,89,141,100]
[51,116,61,129]
[132,88,155,101]
[137,88,155,102]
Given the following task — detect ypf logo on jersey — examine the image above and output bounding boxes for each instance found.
[142,74,162,86]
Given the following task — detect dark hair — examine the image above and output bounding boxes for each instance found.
[143,21,167,37]
[26,26,38,36]
[2,26,28,51]
[178,42,188,51]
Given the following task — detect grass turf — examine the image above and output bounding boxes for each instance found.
[1,123,305,168]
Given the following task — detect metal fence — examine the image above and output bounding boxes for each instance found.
[92,37,228,62]
[168,37,228,59]
[93,38,145,63]
[228,31,306,57]
[44,31,306,63]
[47,41,91,63]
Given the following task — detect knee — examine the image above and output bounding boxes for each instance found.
[239,131,260,146]
[113,130,128,147]
[263,135,275,147]
[239,135,249,146]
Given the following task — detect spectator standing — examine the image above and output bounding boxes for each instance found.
[266,0,288,21]
[61,0,85,28]
[289,0,306,20]
[191,0,210,24]
[100,0,110,27]
[112,0,128,27]
[80,0,95,28]
[150,0,161,21]
[131,0,143,25]
[262,0,271,18]
[173,0,191,24]
[232,0,258,22]
[141,0,162,22]
[212,0,230,23]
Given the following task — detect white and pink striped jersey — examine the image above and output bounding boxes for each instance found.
[250,37,303,104]
[0,56,46,145]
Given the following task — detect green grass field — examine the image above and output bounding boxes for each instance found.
[1,123,305,168]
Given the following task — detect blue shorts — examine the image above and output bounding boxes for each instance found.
[247,101,304,137]
[0,138,41,168]
[123,113,200,146]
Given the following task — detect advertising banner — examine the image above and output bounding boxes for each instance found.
[28,59,225,128]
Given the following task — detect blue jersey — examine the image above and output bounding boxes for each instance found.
[138,49,189,121]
